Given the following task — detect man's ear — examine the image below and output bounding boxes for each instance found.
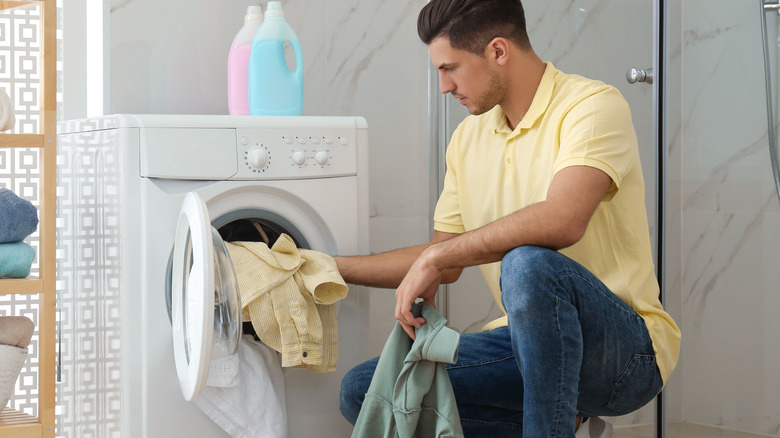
[485,37,510,66]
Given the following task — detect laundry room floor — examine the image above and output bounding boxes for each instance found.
[614,422,776,438]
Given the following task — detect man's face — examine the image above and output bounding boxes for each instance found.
[428,37,505,115]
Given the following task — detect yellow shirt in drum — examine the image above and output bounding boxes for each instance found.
[226,234,347,373]
[433,62,681,385]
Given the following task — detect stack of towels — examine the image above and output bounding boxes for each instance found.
[0,188,38,278]
[0,316,34,410]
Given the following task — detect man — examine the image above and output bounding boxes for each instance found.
[338,0,681,437]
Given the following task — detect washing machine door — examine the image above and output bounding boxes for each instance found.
[171,191,214,401]
[171,190,244,401]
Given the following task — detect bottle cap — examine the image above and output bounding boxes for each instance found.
[265,1,285,17]
[246,5,263,22]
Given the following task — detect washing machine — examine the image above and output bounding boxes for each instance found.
[56,114,369,437]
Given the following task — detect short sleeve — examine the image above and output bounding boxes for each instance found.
[554,87,638,199]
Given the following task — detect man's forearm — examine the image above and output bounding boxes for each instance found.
[334,244,427,288]
[335,231,463,288]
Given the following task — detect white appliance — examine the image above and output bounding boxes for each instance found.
[56,115,369,437]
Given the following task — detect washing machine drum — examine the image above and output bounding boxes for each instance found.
[171,192,242,401]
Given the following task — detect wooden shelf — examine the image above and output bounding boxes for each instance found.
[0,408,42,438]
[0,0,56,436]
[0,134,46,148]
[0,2,40,12]
[0,278,43,295]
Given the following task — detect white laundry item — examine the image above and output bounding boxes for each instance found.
[0,343,28,409]
[205,351,240,388]
[0,88,14,132]
[195,334,287,438]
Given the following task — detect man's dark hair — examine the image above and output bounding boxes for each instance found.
[418,0,532,55]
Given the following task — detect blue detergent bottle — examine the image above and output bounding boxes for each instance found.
[248,1,303,115]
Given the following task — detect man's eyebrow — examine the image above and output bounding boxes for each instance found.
[437,62,456,70]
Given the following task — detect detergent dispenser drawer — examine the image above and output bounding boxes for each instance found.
[140,128,239,179]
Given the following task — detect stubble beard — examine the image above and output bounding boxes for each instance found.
[466,68,506,115]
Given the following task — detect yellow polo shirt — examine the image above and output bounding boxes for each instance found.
[433,62,680,385]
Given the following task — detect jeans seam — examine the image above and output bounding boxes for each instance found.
[554,295,565,438]
[446,354,516,370]
[459,417,523,430]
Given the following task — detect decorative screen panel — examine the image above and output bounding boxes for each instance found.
[0,2,41,135]
[56,128,122,438]
[0,0,62,429]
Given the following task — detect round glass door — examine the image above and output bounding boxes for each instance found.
[171,192,215,401]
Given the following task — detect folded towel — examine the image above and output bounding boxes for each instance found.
[0,188,38,244]
[0,88,14,131]
[0,316,34,348]
[0,241,35,278]
[0,344,28,409]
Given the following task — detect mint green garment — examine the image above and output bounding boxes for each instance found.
[351,302,464,438]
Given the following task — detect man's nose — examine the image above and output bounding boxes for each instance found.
[439,74,455,95]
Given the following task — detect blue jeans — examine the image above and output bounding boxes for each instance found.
[340,246,662,437]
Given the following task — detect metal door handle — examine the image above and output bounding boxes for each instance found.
[626,67,654,84]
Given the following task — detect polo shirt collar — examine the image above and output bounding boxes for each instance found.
[489,61,557,136]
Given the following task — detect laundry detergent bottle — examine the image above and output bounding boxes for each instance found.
[248,1,304,115]
[227,5,263,115]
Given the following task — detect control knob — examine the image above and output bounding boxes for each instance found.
[292,150,306,165]
[315,150,330,165]
[247,147,270,170]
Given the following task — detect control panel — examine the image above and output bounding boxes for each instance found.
[233,127,358,180]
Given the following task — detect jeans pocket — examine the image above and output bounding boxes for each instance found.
[607,354,662,413]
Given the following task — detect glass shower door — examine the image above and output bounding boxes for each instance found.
[661,0,780,437]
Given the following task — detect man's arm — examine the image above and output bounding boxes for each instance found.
[334,230,463,289]
[395,165,613,338]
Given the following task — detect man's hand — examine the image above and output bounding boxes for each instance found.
[394,247,442,340]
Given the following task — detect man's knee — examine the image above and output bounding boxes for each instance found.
[500,246,566,312]
[500,246,560,286]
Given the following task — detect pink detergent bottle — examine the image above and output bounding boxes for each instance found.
[227,5,263,115]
